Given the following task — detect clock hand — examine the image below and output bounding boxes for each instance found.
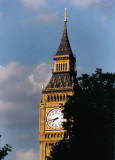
[52,117,59,122]
[47,119,53,122]
[47,117,59,122]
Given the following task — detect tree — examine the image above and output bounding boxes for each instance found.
[48,69,115,160]
[0,142,12,160]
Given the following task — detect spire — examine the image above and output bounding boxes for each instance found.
[64,8,67,23]
[55,8,74,58]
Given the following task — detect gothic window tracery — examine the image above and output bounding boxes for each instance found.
[66,82,68,87]
[54,83,56,88]
[49,83,51,88]
[47,94,67,102]
[58,77,61,82]
[53,77,56,83]
[60,83,63,87]
[64,76,66,82]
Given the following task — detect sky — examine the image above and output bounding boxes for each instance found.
[0,0,115,160]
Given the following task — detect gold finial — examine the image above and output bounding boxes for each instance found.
[64,8,67,22]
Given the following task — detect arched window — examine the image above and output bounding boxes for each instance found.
[57,95,59,101]
[61,133,63,137]
[58,77,61,82]
[66,83,68,87]
[60,94,62,101]
[53,77,56,83]
[61,64,62,71]
[51,96,53,101]
[64,76,66,82]
[54,95,56,101]
[60,83,63,87]
[56,64,58,70]
[63,95,65,101]
[48,134,50,138]
[49,143,52,146]
[49,83,51,88]
[65,63,67,69]
[57,133,60,137]
[54,83,56,88]
[59,64,60,70]
[63,63,64,70]
[47,95,50,102]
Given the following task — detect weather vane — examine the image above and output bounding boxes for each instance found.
[64,8,68,22]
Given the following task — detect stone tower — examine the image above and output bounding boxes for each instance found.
[39,9,77,160]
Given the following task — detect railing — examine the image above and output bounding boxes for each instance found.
[52,68,70,72]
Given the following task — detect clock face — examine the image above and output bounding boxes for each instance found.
[46,108,64,129]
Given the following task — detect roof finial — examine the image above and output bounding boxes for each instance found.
[64,8,67,22]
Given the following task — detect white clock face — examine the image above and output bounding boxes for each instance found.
[46,108,64,129]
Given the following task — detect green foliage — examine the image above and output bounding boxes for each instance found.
[0,144,12,159]
[48,69,115,160]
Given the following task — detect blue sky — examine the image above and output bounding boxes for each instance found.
[0,0,115,160]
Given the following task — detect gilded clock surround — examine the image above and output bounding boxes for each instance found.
[39,9,77,160]
[46,108,64,129]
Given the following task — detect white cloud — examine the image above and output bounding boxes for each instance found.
[17,149,39,160]
[20,0,58,24]
[33,13,57,23]
[20,0,46,11]
[71,0,101,8]
[76,66,82,76]
[20,0,113,12]
[19,0,60,23]
[0,62,52,128]
[49,0,102,8]
[0,61,81,129]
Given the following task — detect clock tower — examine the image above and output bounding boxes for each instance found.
[39,9,77,160]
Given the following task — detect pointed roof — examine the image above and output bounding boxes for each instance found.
[42,9,77,93]
[55,21,72,56]
[55,9,75,60]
